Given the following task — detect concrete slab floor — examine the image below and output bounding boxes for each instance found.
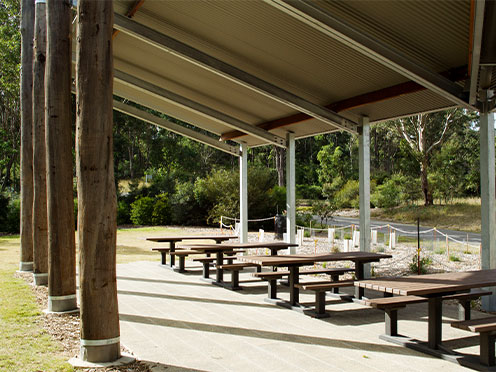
[118,261,484,371]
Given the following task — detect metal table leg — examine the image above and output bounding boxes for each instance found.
[170,241,175,268]
[289,265,299,306]
[354,262,364,299]
[428,297,443,349]
[215,251,223,283]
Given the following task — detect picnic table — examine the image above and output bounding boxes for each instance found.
[239,251,392,307]
[146,235,237,268]
[355,269,496,351]
[182,242,299,284]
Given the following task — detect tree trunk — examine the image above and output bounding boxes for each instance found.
[32,1,48,286]
[420,158,433,206]
[19,0,35,272]
[76,0,120,363]
[46,0,77,312]
[275,146,285,187]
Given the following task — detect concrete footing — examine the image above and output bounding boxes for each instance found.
[18,261,33,272]
[48,294,78,313]
[33,272,48,286]
[69,351,134,368]
[80,340,121,364]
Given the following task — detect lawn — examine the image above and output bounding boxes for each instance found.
[0,226,192,372]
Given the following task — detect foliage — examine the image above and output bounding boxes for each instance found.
[117,200,131,225]
[130,196,155,225]
[170,181,203,225]
[311,200,336,225]
[296,184,323,199]
[0,0,21,191]
[151,193,171,225]
[409,255,432,274]
[0,193,19,233]
[334,180,360,209]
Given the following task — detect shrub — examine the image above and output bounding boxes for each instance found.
[371,177,402,209]
[171,181,203,225]
[117,200,131,225]
[409,255,432,274]
[130,196,155,225]
[152,193,171,225]
[334,180,359,208]
[296,184,323,199]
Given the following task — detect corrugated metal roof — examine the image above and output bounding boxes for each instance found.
[108,0,489,148]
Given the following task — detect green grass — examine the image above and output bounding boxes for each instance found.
[449,254,461,262]
[371,199,481,233]
[0,236,73,372]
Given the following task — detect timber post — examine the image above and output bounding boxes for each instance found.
[45,0,77,312]
[19,0,35,272]
[32,0,48,286]
[76,0,121,363]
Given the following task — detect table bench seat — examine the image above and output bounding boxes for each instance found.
[452,316,496,366]
[294,280,355,317]
[193,252,245,279]
[217,263,261,290]
[367,289,492,337]
[152,247,171,265]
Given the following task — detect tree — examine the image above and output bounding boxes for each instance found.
[394,109,472,205]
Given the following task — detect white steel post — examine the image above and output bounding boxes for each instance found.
[359,116,371,278]
[286,132,296,253]
[239,143,248,243]
[480,104,496,311]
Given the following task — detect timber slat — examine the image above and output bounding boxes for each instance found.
[451,317,496,333]
[295,280,355,291]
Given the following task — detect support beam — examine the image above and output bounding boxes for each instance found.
[46,0,77,312]
[480,0,496,66]
[239,143,248,243]
[267,0,473,110]
[220,66,468,141]
[113,100,240,156]
[32,0,48,286]
[286,132,296,252]
[76,0,120,363]
[19,0,35,272]
[480,101,496,311]
[114,69,286,147]
[358,117,371,278]
[468,0,485,105]
[113,13,358,133]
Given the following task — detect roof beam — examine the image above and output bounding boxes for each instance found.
[221,66,468,141]
[266,0,474,110]
[114,69,287,147]
[468,0,486,105]
[113,13,358,133]
[480,0,496,66]
[112,0,145,39]
[113,99,240,156]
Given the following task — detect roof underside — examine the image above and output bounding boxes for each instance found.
[110,0,496,149]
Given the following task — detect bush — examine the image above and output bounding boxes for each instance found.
[130,196,155,225]
[171,181,203,225]
[0,194,20,234]
[371,177,402,209]
[152,193,171,225]
[296,184,323,199]
[117,200,131,225]
[409,255,432,274]
[334,180,359,208]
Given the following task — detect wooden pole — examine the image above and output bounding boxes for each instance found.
[19,0,35,272]
[45,0,77,312]
[76,0,120,362]
[32,0,48,286]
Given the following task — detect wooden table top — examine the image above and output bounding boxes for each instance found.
[146,235,237,242]
[355,269,496,296]
[238,251,392,266]
[179,242,299,250]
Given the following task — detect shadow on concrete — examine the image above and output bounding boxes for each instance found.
[117,289,281,309]
[119,313,429,357]
[117,276,210,288]
[143,360,207,372]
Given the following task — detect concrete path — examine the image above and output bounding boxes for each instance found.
[118,261,479,371]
